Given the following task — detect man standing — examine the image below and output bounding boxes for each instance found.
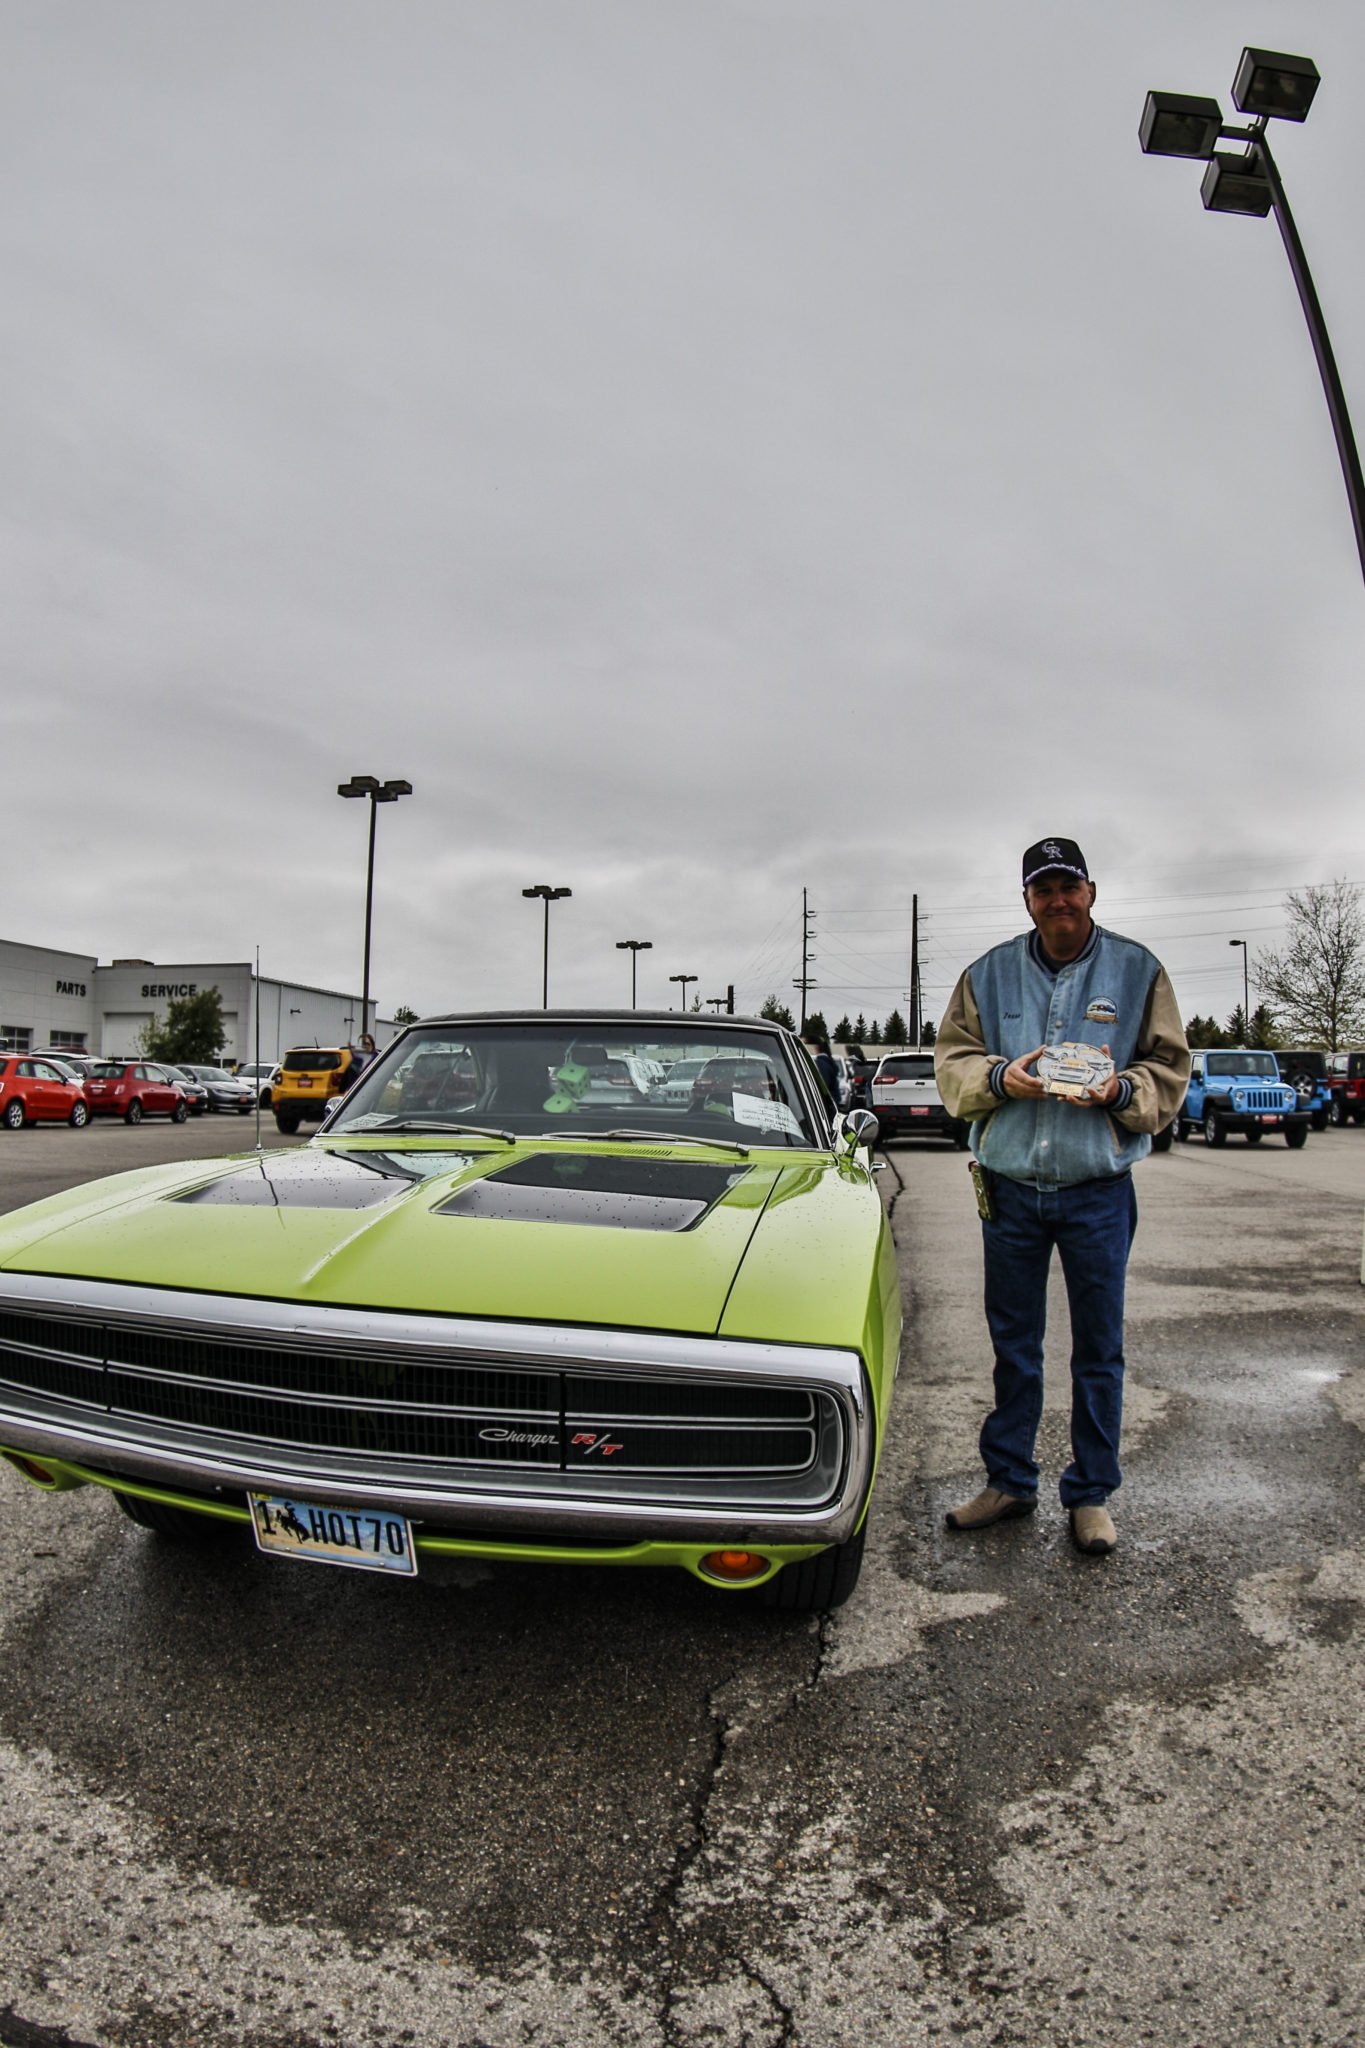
[934,838,1189,1556]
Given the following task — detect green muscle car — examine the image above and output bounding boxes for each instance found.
[0,1013,901,1610]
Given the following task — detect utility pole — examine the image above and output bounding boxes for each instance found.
[908,894,921,1047]
[793,887,818,1031]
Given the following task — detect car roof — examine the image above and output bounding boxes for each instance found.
[410,1009,788,1034]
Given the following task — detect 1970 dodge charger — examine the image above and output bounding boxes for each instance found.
[0,1012,901,1610]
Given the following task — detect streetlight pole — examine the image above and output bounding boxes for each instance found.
[1229,938,1250,1029]
[615,939,652,1008]
[669,972,697,1012]
[522,885,572,1008]
[337,775,413,1041]
[1140,47,1365,588]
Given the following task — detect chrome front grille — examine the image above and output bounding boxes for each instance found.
[0,1297,833,1482]
[0,1276,870,1542]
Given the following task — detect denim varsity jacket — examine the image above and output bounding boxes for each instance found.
[934,925,1190,1189]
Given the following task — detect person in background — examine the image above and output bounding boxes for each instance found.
[934,837,1190,1557]
[801,1032,841,1116]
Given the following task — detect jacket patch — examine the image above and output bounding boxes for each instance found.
[1085,998,1119,1026]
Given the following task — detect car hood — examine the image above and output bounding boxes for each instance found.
[0,1139,863,1339]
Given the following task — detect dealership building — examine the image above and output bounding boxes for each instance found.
[0,939,394,1062]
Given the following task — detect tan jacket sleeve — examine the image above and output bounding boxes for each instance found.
[934,970,1001,1123]
[1109,966,1191,1135]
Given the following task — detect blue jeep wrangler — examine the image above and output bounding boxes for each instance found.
[1177,1049,1310,1148]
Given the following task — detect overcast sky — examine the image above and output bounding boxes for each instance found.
[5,1,1364,1032]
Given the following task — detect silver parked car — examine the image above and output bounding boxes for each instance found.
[182,1065,256,1114]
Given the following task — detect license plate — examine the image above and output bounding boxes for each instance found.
[910,1106,930,1116]
[1260,1114,1279,1124]
[297,1076,313,1088]
[248,1492,417,1575]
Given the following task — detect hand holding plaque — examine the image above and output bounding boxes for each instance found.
[1036,1042,1116,1100]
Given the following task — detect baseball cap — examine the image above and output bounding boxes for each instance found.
[1022,837,1089,888]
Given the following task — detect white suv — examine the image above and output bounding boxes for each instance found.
[870,1051,968,1146]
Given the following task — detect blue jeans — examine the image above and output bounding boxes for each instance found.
[979,1171,1138,1508]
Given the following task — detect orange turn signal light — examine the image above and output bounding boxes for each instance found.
[701,1549,770,1583]
[11,1454,58,1486]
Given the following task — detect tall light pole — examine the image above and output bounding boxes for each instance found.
[1140,47,1365,587]
[615,939,652,1008]
[669,972,697,1012]
[1229,938,1250,1029]
[522,885,572,1008]
[337,775,413,1041]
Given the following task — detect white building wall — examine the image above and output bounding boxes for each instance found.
[0,941,393,1062]
[0,940,99,1051]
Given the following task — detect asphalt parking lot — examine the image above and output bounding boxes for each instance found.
[0,1123,1363,2046]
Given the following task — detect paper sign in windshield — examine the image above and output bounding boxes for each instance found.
[730,1093,803,1136]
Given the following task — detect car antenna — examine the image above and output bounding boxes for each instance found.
[253,944,264,1154]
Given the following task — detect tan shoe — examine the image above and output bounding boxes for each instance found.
[1069,1504,1117,1555]
[945,1486,1036,1531]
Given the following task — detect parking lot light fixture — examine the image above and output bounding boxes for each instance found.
[615,939,653,1008]
[1229,938,1250,1023]
[669,973,697,1012]
[522,885,572,1008]
[337,776,413,1040]
[1140,47,1365,586]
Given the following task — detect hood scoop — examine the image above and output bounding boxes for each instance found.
[434,1155,748,1232]
[173,1150,441,1210]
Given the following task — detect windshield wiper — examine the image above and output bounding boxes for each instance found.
[350,1118,516,1142]
[538,1127,751,1157]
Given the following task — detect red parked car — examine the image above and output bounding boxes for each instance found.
[83,1061,189,1124]
[0,1056,90,1129]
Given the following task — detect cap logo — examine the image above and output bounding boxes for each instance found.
[1042,840,1065,861]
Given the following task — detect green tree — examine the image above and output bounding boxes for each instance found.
[852,1013,868,1042]
[1225,1003,1248,1045]
[804,1009,829,1044]
[1255,879,1365,1051]
[1246,1003,1280,1049]
[392,1005,418,1026]
[865,1017,882,1045]
[1185,1013,1227,1048]
[760,994,796,1030]
[140,988,227,1065]
[882,1008,908,1045]
[921,1019,937,1046]
[833,1015,853,1043]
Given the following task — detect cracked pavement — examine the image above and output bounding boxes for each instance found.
[0,1123,1363,2045]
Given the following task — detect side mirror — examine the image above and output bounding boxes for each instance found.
[838,1110,879,1152]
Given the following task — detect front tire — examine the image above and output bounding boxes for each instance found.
[68,1100,89,1128]
[759,1521,867,1612]
[1203,1110,1226,1148]
[1331,1098,1346,1127]
[3,1098,25,1130]
[1285,1123,1309,1149]
[275,1109,301,1134]
[124,1099,144,1125]
[172,1101,189,1124]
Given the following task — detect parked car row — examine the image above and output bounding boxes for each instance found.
[0,1054,261,1130]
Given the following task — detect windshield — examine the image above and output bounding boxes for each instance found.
[1207,1053,1280,1078]
[330,1021,823,1148]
